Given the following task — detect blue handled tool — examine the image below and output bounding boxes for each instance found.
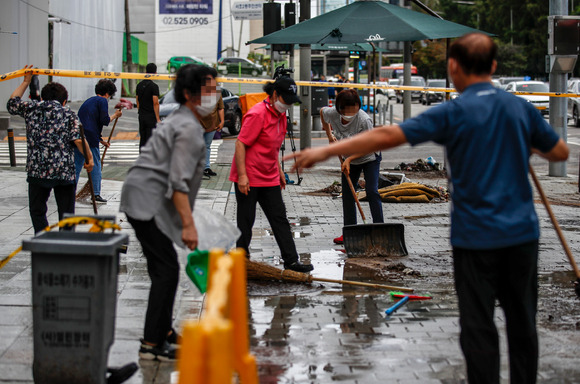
[385,296,410,316]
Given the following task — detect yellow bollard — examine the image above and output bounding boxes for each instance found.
[206,319,234,384]
[177,320,206,384]
[177,248,258,384]
[229,248,258,384]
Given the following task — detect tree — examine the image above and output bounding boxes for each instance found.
[495,43,527,76]
[412,40,447,79]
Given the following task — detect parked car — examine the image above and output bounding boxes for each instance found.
[217,57,263,77]
[384,78,399,100]
[396,76,426,103]
[421,79,446,105]
[167,56,207,73]
[159,87,243,135]
[498,76,525,90]
[568,78,580,127]
[504,81,549,116]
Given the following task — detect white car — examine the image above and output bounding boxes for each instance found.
[385,78,400,99]
[504,81,549,116]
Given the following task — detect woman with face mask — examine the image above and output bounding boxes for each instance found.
[229,76,314,273]
[119,64,217,361]
[321,89,384,244]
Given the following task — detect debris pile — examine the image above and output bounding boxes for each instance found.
[396,158,442,172]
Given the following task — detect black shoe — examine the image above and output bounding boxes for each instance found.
[107,363,139,384]
[204,168,217,176]
[94,195,107,203]
[166,328,180,347]
[138,339,177,362]
[284,261,314,273]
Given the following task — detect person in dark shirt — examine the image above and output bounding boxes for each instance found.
[74,79,122,203]
[136,63,161,150]
[288,33,569,383]
[7,65,93,233]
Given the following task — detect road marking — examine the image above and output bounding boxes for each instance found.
[0,140,223,167]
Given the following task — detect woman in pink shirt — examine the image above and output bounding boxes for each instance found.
[229,77,314,273]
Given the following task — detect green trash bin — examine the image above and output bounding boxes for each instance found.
[22,231,128,384]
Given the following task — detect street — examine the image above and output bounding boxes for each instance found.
[1,91,580,383]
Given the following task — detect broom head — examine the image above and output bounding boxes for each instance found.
[246,259,312,284]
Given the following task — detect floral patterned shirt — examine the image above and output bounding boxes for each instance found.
[7,97,80,182]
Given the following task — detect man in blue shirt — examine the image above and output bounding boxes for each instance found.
[74,79,122,203]
[287,33,569,383]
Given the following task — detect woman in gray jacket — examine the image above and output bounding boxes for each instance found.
[120,64,219,361]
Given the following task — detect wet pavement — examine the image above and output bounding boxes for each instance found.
[1,135,580,383]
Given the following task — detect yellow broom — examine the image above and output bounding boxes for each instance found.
[246,259,413,292]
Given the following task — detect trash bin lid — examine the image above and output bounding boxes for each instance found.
[22,232,128,256]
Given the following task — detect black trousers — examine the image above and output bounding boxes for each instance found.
[234,184,298,266]
[126,215,179,346]
[28,182,75,233]
[138,115,157,150]
[453,240,539,384]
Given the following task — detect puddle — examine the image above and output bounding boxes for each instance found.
[293,231,311,238]
[300,249,348,281]
[289,216,313,227]
[538,270,577,286]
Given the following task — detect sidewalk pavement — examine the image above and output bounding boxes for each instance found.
[1,151,580,383]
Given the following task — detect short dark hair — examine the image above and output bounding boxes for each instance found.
[174,64,217,104]
[40,82,68,105]
[95,79,117,97]
[335,89,361,112]
[448,33,497,76]
[146,63,157,74]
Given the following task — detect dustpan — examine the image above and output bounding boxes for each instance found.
[186,249,209,293]
[343,223,408,257]
[339,156,408,258]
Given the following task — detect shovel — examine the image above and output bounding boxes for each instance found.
[339,155,408,257]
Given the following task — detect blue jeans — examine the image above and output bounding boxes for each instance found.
[74,146,102,196]
[342,155,384,226]
[203,131,214,170]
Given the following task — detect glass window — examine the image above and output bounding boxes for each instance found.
[516,83,548,92]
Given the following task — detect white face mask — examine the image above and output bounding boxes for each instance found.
[274,100,291,113]
[341,114,356,122]
[195,93,218,117]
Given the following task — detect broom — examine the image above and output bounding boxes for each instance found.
[76,112,120,200]
[246,259,413,292]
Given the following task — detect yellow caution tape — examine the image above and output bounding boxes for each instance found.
[1,67,578,97]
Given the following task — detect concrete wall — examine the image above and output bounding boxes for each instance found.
[0,0,49,112]
[129,0,156,65]
[50,0,124,101]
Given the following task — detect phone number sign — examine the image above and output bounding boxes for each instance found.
[159,0,212,15]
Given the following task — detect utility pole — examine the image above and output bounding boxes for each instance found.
[548,0,571,177]
[299,0,312,149]
[124,0,136,95]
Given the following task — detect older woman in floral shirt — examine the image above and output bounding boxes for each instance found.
[7,65,93,233]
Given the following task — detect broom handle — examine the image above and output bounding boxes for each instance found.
[310,276,413,292]
[529,165,580,279]
[338,155,367,223]
[79,123,98,214]
[100,113,120,168]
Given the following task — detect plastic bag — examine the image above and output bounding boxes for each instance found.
[193,206,241,251]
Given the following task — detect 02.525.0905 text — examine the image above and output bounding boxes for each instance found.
[161,17,209,25]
